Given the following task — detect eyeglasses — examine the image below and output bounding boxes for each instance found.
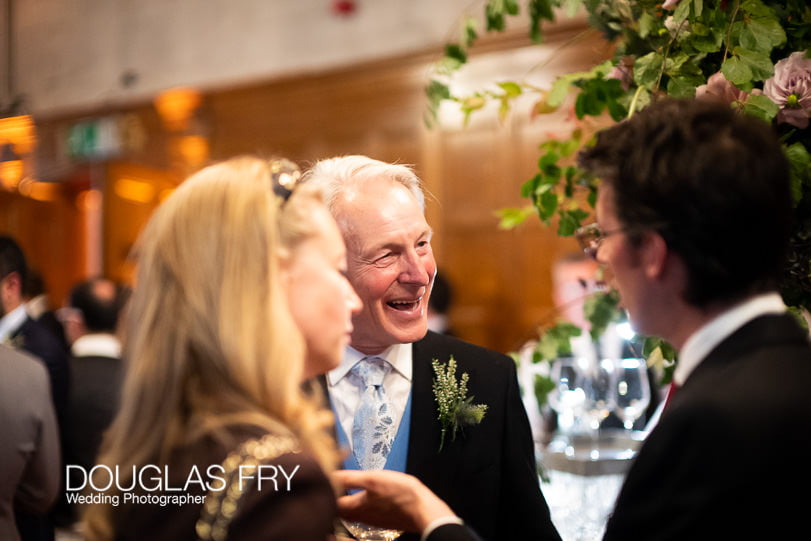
[575,222,627,260]
[269,158,303,203]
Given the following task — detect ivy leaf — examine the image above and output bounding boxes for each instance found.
[498,81,523,97]
[557,208,589,236]
[528,0,555,42]
[638,11,657,39]
[785,142,811,205]
[462,17,478,48]
[740,18,786,52]
[537,188,559,221]
[737,49,775,81]
[535,321,582,361]
[521,173,542,198]
[496,206,536,230]
[445,43,467,64]
[583,290,621,341]
[634,52,665,89]
[425,80,452,125]
[668,74,706,98]
[672,0,691,24]
[721,56,753,86]
[538,151,561,178]
[742,93,778,123]
[533,373,556,409]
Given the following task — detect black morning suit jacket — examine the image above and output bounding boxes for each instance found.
[602,314,811,540]
[328,331,560,541]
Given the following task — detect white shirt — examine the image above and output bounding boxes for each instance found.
[673,292,786,386]
[71,333,122,358]
[327,343,413,450]
[0,305,28,344]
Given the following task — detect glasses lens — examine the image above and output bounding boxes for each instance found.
[575,223,601,259]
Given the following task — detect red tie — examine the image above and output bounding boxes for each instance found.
[663,381,680,410]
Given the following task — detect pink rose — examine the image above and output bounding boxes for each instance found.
[696,72,752,105]
[763,52,811,129]
[662,0,682,10]
[607,57,634,91]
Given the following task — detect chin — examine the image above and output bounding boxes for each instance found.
[389,323,429,345]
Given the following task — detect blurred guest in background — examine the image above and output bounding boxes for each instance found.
[304,155,560,541]
[426,270,455,336]
[0,345,60,541]
[0,235,70,541]
[23,269,68,353]
[57,278,128,526]
[578,98,811,539]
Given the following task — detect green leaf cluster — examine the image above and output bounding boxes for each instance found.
[432,357,489,451]
[430,0,811,369]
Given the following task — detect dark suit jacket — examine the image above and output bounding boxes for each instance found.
[328,331,560,541]
[603,314,811,540]
[56,353,124,525]
[10,317,70,429]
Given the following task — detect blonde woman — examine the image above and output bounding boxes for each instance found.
[83,156,359,541]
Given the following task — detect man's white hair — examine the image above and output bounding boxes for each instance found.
[302,155,425,212]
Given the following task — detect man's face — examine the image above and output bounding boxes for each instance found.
[0,273,21,317]
[335,178,436,355]
[594,184,650,335]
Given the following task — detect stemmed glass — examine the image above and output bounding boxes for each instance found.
[547,357,587,443]
[341,518,402,541]
[582,358,617,459]
[614,357,651,431]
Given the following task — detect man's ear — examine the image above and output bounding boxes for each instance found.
[641,232,668,280]
[1,271,21,295]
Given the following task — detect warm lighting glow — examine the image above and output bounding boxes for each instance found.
[18,179,57,201]
[176,135,209,168]
[77,189,102,211]
[158,188,175,203]
[0,159,23,190]
[0,114,37,154]
[114,178,156,204]
[154,88,202,131]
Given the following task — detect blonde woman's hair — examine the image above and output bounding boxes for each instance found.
[84,156,337,540]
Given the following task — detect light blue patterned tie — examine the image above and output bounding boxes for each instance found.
[351,357,396,470]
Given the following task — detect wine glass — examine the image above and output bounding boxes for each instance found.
[582,358,617,459]
[547,357,587,438]
[341,519,402,541]
[614,357,651,431]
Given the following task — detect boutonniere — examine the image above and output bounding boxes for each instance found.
[432,356,488,451]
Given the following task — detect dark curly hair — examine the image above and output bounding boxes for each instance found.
[578,98,792,308]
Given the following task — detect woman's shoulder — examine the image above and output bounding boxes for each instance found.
[195,426,336,541]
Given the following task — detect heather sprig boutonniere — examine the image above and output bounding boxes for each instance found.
[432,357,488,451]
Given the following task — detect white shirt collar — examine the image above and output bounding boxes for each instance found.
[71,333,122,358]
[674,292,786,385]
[0,304,29,344]
[327,342,413,386]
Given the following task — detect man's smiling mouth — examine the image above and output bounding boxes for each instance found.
[387,297,422,311]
